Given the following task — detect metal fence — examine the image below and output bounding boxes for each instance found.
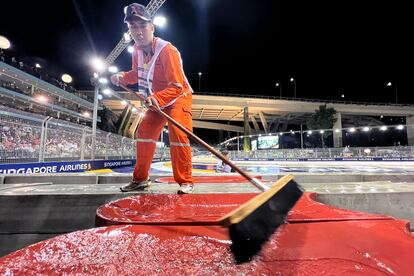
[3,105,414,164]
[0,106,143,164]
[230,146,414,160]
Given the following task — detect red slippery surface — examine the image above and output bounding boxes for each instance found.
[1,220,413,275]
[96,192,392,226]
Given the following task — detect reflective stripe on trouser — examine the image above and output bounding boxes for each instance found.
[133,95,194,185]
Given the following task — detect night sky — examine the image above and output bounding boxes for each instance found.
[1,1,413,103]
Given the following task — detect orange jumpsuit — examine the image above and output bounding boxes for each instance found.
[120,38,194,185]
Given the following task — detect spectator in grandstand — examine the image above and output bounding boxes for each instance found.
[216,149,235,173]
[111,3,194,194]
[0,49,5,62]
[11,57,17,67]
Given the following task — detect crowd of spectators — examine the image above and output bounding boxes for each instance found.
[0,122,41,161]
[0,112,136,163]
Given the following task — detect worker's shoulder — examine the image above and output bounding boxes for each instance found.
[160,43,181,56]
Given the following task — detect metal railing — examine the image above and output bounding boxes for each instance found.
[0,106,142,164]
[228,146,414,160]
[3,106,414,165]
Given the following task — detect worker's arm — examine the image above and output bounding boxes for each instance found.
[152,46,187,107]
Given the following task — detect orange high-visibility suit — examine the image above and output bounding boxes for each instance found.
[120,37,194,185]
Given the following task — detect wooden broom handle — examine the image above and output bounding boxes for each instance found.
[119,84,268,191]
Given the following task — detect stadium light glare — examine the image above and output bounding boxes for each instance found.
[98,78,108,84]
[349,128,356,133]
[308,130,313,134]
[0,35,11,49]
[93,72,99,79]
[380,126,387,131]
[127,46,134,53]
[153,16,167,27]
[363,127,370,132]
[97,94,103,100]
[123,32,132,42]
[319,130,324,134]
[35,63,42,69]
[83,111,91,118]
[131,107,138,112]
[397,125,404,130]
[91,57,106,72]
[121,100,128,106]
[108,66,118,73]
[61,74,73,83]
[102,88,112,95]
[35,95,48,103]
[335,129,340,133]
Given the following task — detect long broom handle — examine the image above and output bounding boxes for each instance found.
[119,84,268,191]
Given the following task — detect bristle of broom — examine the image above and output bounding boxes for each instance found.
[229,179,303,264]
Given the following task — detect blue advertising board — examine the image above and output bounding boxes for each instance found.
[235,157,414,162]
[0,159,136,175]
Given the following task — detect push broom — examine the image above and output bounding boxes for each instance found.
[120,84,304,263]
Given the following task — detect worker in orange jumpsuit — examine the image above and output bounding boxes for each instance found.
[111,3,194,194]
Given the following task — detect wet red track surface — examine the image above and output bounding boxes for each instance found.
[1,192,414,274]
[95,192,392,226]
[1,220,413,275]
[155,175,265,183]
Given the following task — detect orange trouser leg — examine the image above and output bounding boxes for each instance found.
[133,110,166,182]
[165,97,194,185]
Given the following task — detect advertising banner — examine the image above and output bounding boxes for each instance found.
[0,159,136,175]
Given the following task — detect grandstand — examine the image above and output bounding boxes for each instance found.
[0,60,94,125]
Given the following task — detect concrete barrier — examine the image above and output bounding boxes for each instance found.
[317,192,414,231]
[98,175,132,184]
[0,193,126,256]
[0,234,57,257]
[3,174,98,184]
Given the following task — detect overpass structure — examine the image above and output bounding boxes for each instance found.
[101,91,414,146]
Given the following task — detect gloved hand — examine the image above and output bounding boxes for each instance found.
[144,95,160,110]
[110,73,124,86]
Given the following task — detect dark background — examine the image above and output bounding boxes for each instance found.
[1,0,413,103]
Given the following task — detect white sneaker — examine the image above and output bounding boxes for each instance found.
[177,183,194,194]
[120,178,151,192]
